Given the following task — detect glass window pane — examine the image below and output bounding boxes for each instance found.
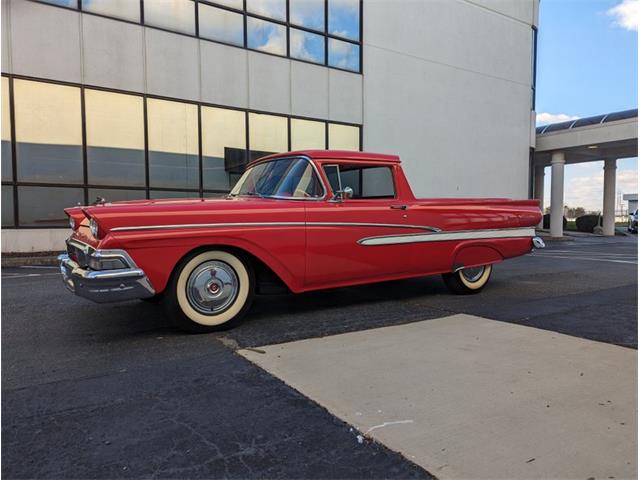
[248,113,287,161]
[85,90,145,187]
[246,0,285,21]
[210,0,243,10]
[323,165,340,193]
[82,0,140,22]
[362,167,394,198]
[290,0,324,31]
[202,107,247,191]
[247,17,286,56]
[290,28,325,64]
[2,186,14,226]
[150,190,199,199]
[18,186,84,227]
[199,4,244,46]
[41,0,77,7]
[147,99,199,189]
[328,38,360,71]
[144,0,195,35]
[231,157,322,198]
[88,188,147,203]
[328,123,359,151]
[2,77,12,182]
[328,0,359,41]
[291,119,325,150]
[14,80,82,184]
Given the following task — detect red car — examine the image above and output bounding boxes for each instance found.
[60,150,544,332]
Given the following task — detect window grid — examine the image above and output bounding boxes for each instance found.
[30,0,363,74]
[1,74,362,229]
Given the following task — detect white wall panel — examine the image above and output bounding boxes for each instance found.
[247,51,290,115]
[329,69,362,124]
[364,0,533,86]
[10,0,81,83]
[467,0,535,24]
[363,46,531,199]
[291,61,328,119]
[82,15,144,92]
[200,41,248,108]
[145,28,200,101]
[2,0,10,73]
[1,228,70,253]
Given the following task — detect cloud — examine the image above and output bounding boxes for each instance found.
[290,29,321,62]
[289,0,324,30]
[536,112,580,126]
[328,38,359,70]
[607,0,639,31]
[247,17,286,55]
[246,0,286,20]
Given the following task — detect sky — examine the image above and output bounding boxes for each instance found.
[536,0,638,212]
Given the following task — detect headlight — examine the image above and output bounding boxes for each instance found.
[69,217,76,230]
[89,218,100,238]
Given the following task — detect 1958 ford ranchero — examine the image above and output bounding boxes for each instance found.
[59,150,544,332]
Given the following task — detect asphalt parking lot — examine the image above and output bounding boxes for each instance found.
[2,235,637,479]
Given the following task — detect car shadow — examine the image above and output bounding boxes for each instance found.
[227,275,454,347]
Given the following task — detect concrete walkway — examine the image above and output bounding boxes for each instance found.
[241,315,637,480]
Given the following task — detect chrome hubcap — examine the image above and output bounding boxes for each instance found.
[461,266,485,283]
[186,261,239,314]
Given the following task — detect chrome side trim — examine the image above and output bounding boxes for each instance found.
[111,222,442,233]
[357,227,536,246]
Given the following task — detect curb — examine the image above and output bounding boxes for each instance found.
[2,255,60,267]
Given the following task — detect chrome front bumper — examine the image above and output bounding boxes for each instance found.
[58,253,155,303]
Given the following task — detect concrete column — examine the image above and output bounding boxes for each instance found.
[534,165,545,228]
[550,152,565,238]
[602,158,617,236]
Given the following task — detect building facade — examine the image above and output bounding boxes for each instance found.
[1,0,538,252]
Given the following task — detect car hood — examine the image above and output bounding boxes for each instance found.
[67,196,306,239]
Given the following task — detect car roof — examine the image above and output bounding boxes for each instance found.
[250,150,401,167]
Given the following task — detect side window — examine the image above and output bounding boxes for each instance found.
[323,164,395,199]
[323,165,341,193]
[361,167,395,198]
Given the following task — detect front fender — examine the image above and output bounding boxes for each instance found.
[102,229,305,294]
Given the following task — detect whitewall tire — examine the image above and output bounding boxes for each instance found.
[442,264,492,295]
[163,249,254,333]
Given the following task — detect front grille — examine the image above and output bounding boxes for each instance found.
[66,240,95,268]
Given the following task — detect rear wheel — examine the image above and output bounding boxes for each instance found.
[162,249,254,333]
[442,264,492,295]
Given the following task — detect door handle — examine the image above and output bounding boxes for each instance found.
[390,204,408,210]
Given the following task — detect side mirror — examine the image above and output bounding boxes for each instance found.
[331,186,353,202]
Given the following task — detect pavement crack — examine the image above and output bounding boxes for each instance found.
[365,419,414,435]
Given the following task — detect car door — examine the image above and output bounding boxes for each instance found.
[304,161,416,289]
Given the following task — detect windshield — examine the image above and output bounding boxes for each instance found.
[229,157,324,199]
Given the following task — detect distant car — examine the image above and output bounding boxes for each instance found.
[628,209,637,233]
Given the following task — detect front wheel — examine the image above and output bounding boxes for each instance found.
[162,249,255,333]
[442,264,492,295]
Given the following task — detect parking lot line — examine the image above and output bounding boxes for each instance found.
[241,315,637,480]
[534,254,637,265]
